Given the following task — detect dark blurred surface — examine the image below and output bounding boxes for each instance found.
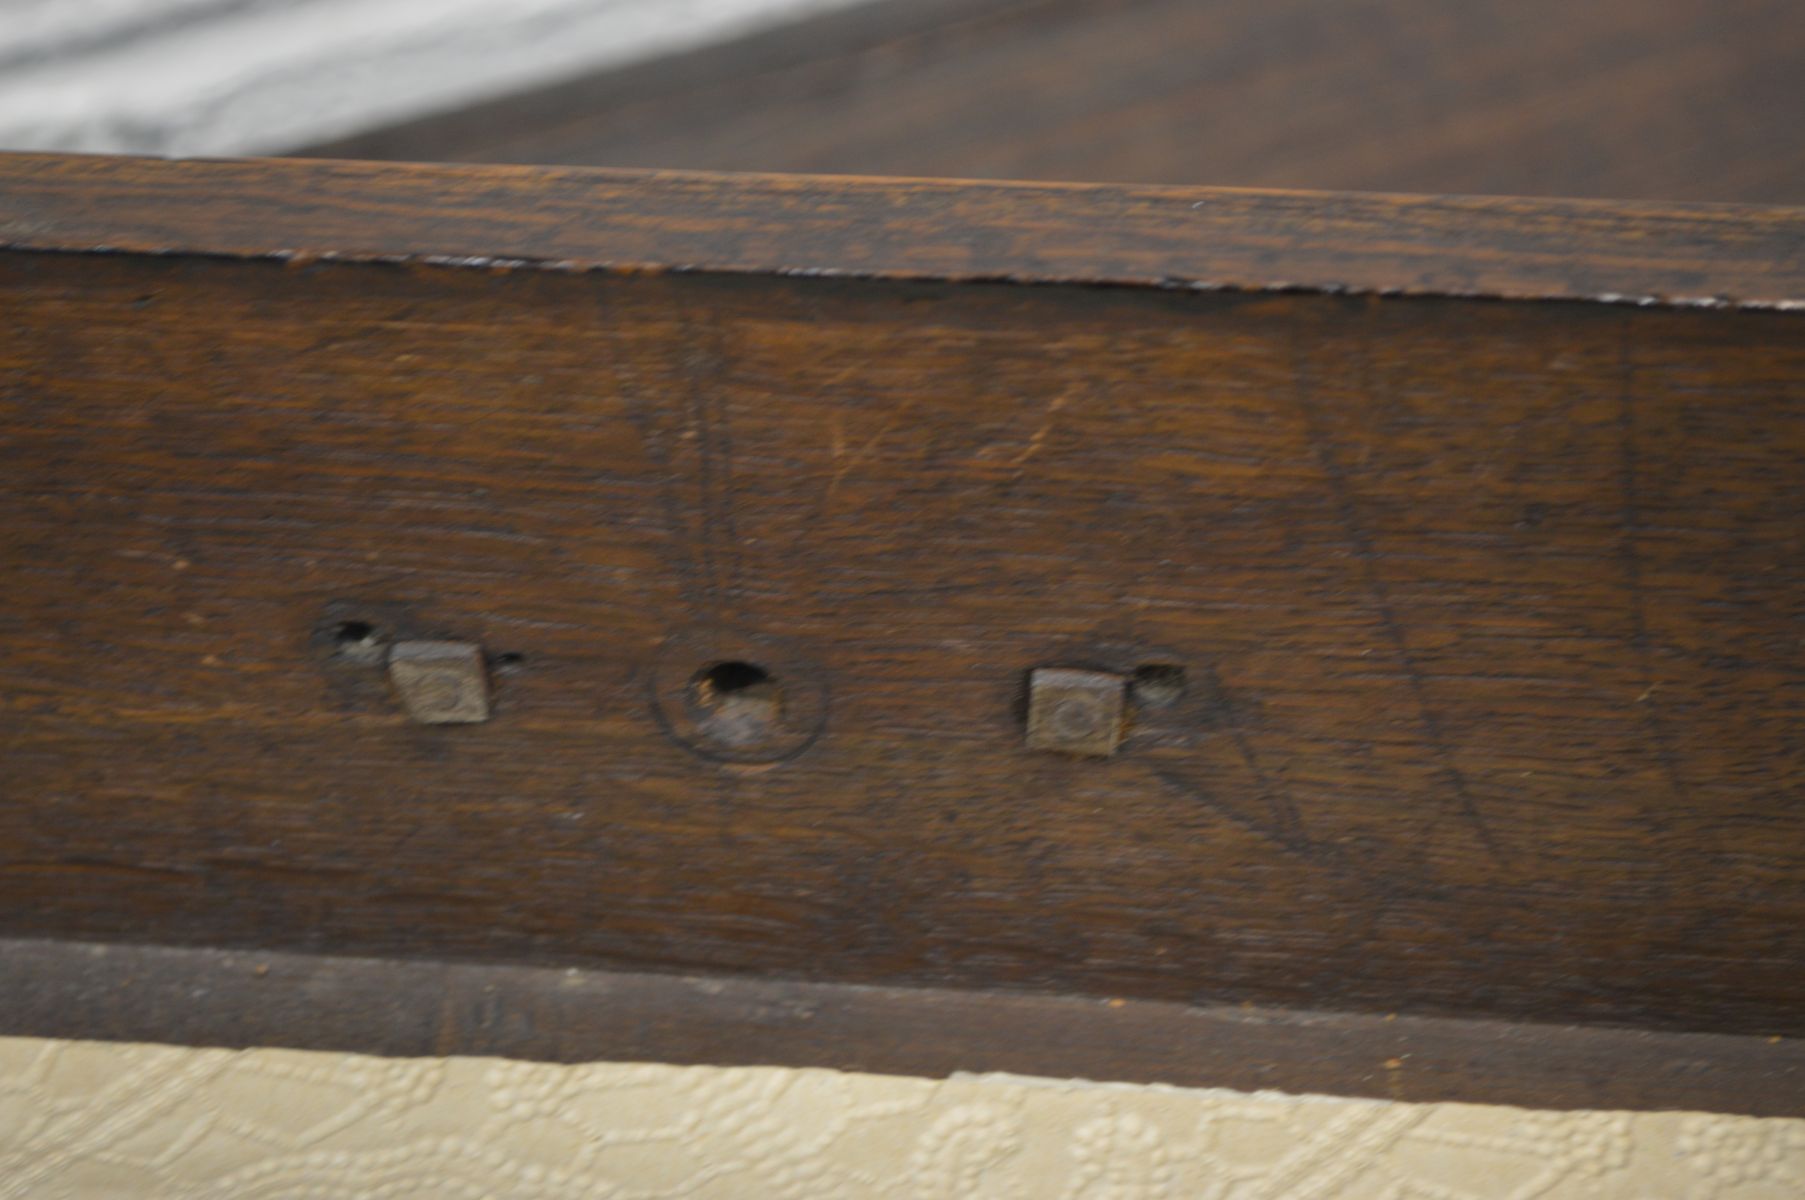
[304,0,1805,203]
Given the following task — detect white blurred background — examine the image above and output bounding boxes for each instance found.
[0,0,862,154]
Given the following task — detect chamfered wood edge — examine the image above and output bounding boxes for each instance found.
[2,938,1799,1117]
[2,151,1804,309]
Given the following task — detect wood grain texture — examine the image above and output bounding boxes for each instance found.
[0,155,1802,1054]
[4,152,1805,306]
[8,938,1804,1117]
[301,0,1805,205]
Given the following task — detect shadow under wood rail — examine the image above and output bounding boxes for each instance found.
[0,152,1801,1112]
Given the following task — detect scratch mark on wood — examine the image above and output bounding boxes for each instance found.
[619,340,705,621]
[1006,385,1075,469]
[1200,663,1306,846]
[1292,325,1510,868]
[681,308,744,617]
[1148,766,1444,903]
[1149,765,1314,864]
[1616,329,1694,815]
[820,411,898,517]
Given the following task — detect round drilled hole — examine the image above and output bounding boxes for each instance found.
[334,620,375,646]
[329,620,386,665]
[693,661,770,704]
[687,661,781,748]
[650,630,827,765]
[1131,664,1187,709]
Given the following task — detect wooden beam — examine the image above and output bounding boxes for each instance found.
[7,938,1802,1118]
[1,154,1802,1105]
[2,152,1802,305]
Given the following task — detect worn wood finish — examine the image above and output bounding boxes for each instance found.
[5,153,1805,306]
[303,0,1805,205]
[1,155,1803,1064]
[8,939,1804,1117]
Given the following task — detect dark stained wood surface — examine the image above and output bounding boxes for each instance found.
[5,152,1805,306]
[303,0,1805,205]
[9,938,1804,1117]
[0,155,1802,1066]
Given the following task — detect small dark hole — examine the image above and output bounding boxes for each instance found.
[329,619,384,665]
[334,621,376,645]
[1131,664,1187,708]
[493,652,525,668]
[689,662,781,747]
[700,661,770,697]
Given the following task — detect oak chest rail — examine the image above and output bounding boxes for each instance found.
[2,152,1802,1114]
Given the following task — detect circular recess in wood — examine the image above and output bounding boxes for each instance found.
[649,629,828,765]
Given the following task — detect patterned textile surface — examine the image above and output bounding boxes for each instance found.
[1,1036,1800,1198]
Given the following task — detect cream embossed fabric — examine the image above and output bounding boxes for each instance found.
[0,1036,1800,1198]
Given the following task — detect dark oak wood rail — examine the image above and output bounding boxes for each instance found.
[1,153,1802,1112]
[8,939,1803,1118]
